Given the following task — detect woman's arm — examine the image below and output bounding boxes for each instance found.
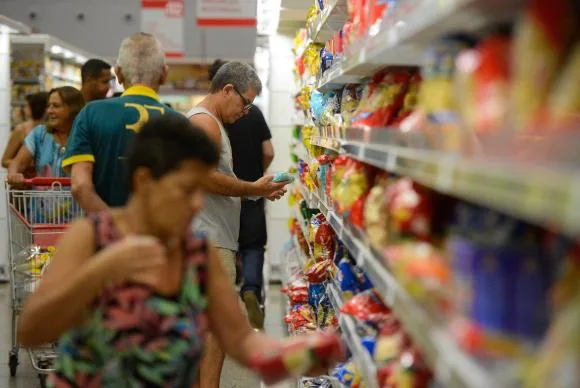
[206,243,280,367]
[18,220,166,347]
[2,126,26,168]
[8,146,33,176]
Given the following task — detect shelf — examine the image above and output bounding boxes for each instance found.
[324,126,579,238]
[50,73,81,84]
[339,313,380,388]
[310,136,341,152]
[12,78,41,85]
[307,0,348,43]
[298,184,498,388]
[315,0,523,90]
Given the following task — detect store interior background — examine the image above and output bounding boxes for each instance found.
[0,0,307,283]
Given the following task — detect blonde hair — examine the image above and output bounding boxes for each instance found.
[117,33,165,88]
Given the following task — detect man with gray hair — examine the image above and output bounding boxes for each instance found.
[63,32,173,211]
[188,62,288,388]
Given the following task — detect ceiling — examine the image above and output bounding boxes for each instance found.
[278,0,310,35]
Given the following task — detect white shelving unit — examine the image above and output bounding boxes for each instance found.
[10,33,99,127]
[308,127,580,239]
[316,0,524,91]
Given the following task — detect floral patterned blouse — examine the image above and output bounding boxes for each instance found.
[48,213,209,387]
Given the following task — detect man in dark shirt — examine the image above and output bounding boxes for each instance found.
[210,59,274,329]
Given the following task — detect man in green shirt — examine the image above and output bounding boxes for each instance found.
[63,32,172,212]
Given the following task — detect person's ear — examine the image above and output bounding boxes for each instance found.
[223,84,234,97]
[114,65,125,87]
[159,65,169,86]
[132,167,154,193]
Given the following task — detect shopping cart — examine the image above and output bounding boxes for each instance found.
[5,177,83,387]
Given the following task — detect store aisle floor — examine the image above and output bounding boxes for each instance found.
[0,283,294,388]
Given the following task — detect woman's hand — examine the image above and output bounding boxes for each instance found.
[98,236,166,283]
[7,172,25,186]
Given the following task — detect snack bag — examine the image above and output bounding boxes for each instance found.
[364,173,392,251]
[511,0,576,132]
[546,40,580,130]
[384,242,450,307]
[310,213,336,262]
[389,346,433,388]
[386,178,433,243]
[352,70,411,128]
[419,33,478,151]
[334,160,371,216]
[332,360,362,387]
[340,289,391,325]
[473,33,512,136]
[250,331,345,385]
[306,260,332,284]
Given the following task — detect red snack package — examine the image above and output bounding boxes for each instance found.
[386,178,433,242]
[310,213,336,262]
[340,289,390,323]
[306,259,332,283]
[474,34,512,135]
[352,70,412,128]
[349,192,368,229]
[250,331,346,385]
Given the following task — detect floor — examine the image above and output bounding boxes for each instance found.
[0,282,295,388]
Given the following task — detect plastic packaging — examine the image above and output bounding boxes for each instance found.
[250,331,345,385]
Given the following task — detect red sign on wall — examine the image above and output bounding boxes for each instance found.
[141,0,185,58]
[196,0,257,27]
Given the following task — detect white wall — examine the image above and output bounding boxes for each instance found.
[0,0,257,60]
[265,33,295,281]
[0,27,10,280]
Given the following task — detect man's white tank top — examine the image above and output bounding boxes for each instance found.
[187,107,240,251]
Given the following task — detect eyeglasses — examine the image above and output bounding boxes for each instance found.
[233,86,252,111]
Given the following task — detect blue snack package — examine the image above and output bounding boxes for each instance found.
[512,246,551,341]
[353,265,374,291]
[273,172,295,183]
[360,335,376,357]
[320,48,334,75]
[337,258,358,298]
[308,283,326,309]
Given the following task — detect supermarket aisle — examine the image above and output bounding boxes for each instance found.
[0,283,294,388]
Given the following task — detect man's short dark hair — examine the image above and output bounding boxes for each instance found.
[126,114,219,190]
[209,59,227,81]
[81,58,111,82]
[25,91,49,121]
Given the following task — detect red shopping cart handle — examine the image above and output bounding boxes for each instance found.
[22,177,72,186]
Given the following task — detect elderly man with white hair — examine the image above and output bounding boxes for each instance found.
[63,32,173,212]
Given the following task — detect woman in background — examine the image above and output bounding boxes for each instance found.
[2,91,49,172]
[7,87,84,184]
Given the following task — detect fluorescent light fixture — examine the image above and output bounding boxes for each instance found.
[0,25,17,34]
[257,0,281,35]
[50,45,63,55]
[63,49,74,59]
[76,55,87,64]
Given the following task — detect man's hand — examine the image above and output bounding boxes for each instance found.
[266,188,287,201]
[251,175,287,197]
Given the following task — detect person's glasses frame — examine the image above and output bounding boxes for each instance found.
[232,86,252,112]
